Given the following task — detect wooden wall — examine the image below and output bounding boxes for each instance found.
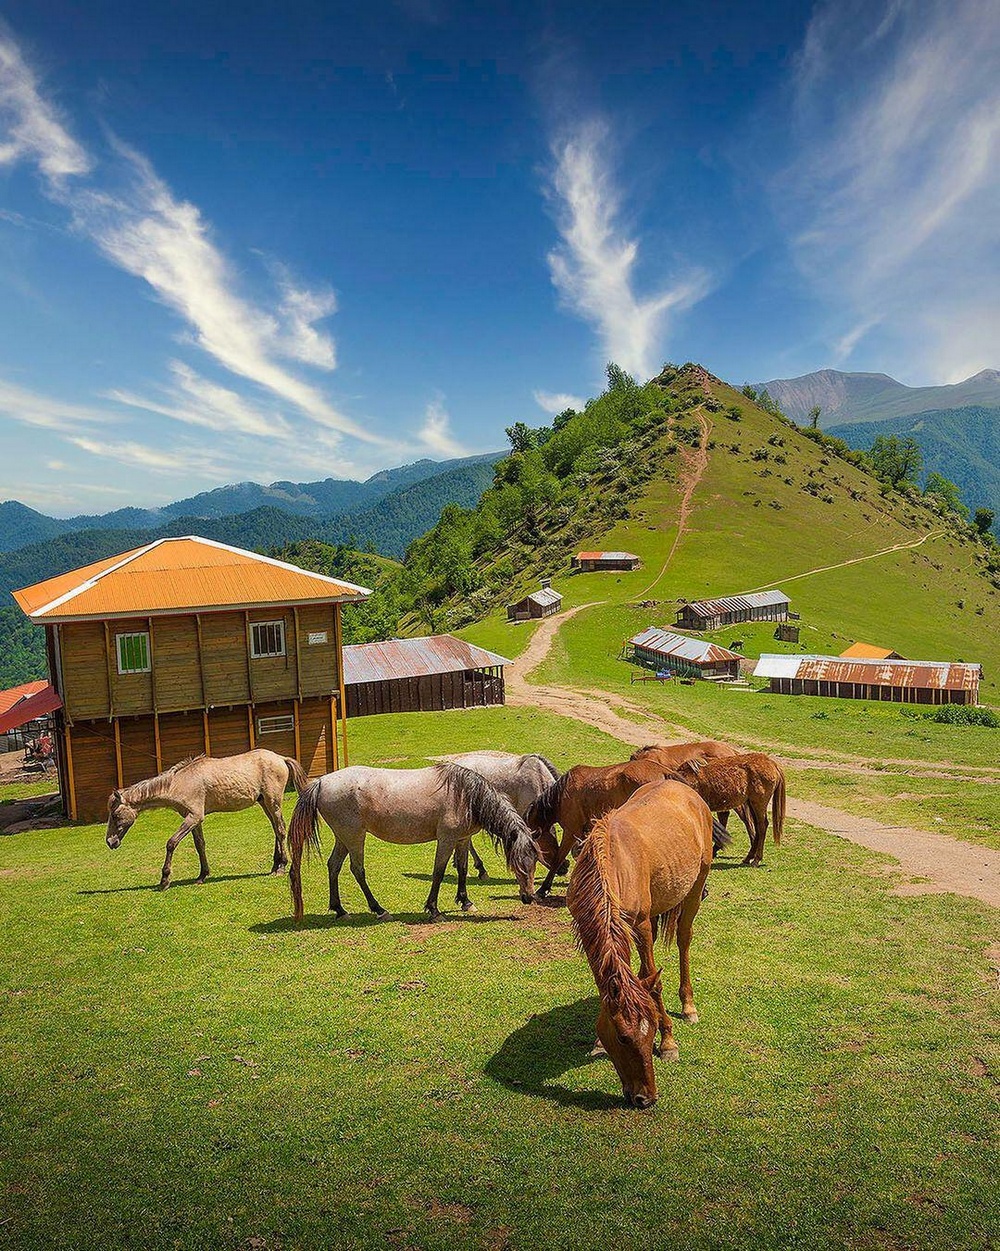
[347,668,505,718]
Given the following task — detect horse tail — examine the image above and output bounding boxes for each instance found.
[772,768,785,847]
[711,817,732,855]
[288,780,323,923]
[439,764,536,881]
[527,754,561,782]
[524,772,567,834]
[284,757,310,795]
[660,901,684,951]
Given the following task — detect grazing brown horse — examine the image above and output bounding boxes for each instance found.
[629,739,738,770]
[525,759,673,896]
[567,780,714,1108]
[105,750,308,889]
[675,752,785,867]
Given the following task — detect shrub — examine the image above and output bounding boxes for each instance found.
[925,705,999,728]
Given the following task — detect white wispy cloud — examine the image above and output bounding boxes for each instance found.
[784,0,1000,378]
[533,388,585,415]
[417,399,469,459]
[546,120,710,381]
[69,434,227,478]
[0,33,90,181]
[0,376,119,433]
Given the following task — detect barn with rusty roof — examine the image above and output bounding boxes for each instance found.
[12,535,370,821]
[627,627,742,680]
[343,635,509,717]
[676,589,790,632]
[753,654,982,705]
[571,551,641,572]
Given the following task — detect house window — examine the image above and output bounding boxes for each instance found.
[257,714,295,736]
[250,620,286,658]
[116,631,151,675]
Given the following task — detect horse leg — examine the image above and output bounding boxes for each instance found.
[737,804,756,865]
[677,865,710,1023]
[327,840,349,917]
[453,837,488,881]
[192,823,210,884]
[454,841,475,913]
[424,838,454,919]
[158,815,197,890]
[261,792,288,874]
[636,916,676,1060]
[348,838,390,919]
[537,828,574,897]
[742,802,767,867]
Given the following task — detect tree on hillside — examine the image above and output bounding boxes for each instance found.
[868,434,923,489]
[923,472,969,519]
[808,405,821,429]
[505,421,537,453]
[974,507,995,536]
[606,362,636,392]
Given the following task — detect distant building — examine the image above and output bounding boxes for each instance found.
[572,551,641,572]
[676,589,790,632]
[13,536,370,822]
[507,579,562,621]
[753,654,981,705]
[0,679,61,752]
[839,642,903,660]
[343,635,509,717]
[628,627,742,680]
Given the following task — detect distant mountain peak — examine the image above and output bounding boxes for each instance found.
[760,366,1000,426]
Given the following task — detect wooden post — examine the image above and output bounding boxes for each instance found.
[247,705,256,750]
[293,698,301,765]
[329,695,339,771]
[103,622,116,717]
[335,605,349,768]
[203,709,212,756]
[153,712,162,771]
[64,723,78,821]
[148,617,157,712]
[244,612,256,703]
[195,614,207,708]
[292,606,303,700]
[113,718,123,788]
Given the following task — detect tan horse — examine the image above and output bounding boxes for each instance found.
[567,780,714,1108]
[105,750,308,889]
[525,759,674,896]
[675,752,785,867]
[630,740,738,769]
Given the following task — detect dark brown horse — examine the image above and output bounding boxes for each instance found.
[525,759,672,896]
[567,779,714,1108]
[675,752,785,867]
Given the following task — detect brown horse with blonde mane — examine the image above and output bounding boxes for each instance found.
[675,751,785,867]
[525,759,674,896]
[567,779,714,1109]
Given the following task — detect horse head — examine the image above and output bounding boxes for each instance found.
[596,972,661,1109]
[105,790,138,849]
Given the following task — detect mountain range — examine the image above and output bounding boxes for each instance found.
[758,368,1000,426]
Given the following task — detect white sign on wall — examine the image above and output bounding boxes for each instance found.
[308,631,328,645]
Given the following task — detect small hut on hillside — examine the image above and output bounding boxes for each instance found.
[627,627,741,680]
[753,654,981,705]
[507,579,562,621]
[572,551,641,572]
[343,635,509,717]
[839,642,903,660]
[676,589,790,632]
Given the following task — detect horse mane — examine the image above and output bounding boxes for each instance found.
[522,753,561,782]
[120,755,207,805]
[569,818,652,1024]
[435,764,536,877]
[524,771,568,831]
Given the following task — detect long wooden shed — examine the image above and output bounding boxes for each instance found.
[572,551,641,572]
[676,589,790,631]
[753,654,982,704]
[12,536,370,822]
[343,635,509,717]
[627,627,742,679]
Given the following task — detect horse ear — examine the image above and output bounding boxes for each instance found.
[110,790,121,809]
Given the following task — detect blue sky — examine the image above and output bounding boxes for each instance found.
[1,0,998,514]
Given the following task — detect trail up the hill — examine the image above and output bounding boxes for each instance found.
[744,529,945,592]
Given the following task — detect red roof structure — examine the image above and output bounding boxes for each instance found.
[0,680,62,735]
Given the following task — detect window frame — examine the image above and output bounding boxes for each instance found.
[257,714,295,736]
[249,619,286,660]
[116,630,151,675]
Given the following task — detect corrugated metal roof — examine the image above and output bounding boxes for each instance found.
[526,587,562,607]
[630,627,741,665]
[840,642,899,660]
[0,679,48,717]
[13,536,371,621]
[683,588,790,617]
[754,653,981,691]
[343,635,511,685]
[577,551,639,561]
[0,681,61,734]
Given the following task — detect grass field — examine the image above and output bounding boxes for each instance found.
[2,706,999,1251]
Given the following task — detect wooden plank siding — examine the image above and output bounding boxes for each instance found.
[200,611,251,706]
[60,621,110,720]
[346,668,505,718]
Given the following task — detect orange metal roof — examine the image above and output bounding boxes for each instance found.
[0,679,49,717]
[13,536,371,622]
[839,642,900,660]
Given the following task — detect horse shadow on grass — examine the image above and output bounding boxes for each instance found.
[78,872,269,896]
[250,908,527,935]
[484,998,621,1111]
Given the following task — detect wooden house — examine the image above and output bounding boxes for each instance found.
[343,635,508,717]
[627,627,741,680]
[676,589,789,632]
[12,536,370,822]
[507,579,562,621]
[571,551,641,572]
[753,654,982,705]
[839,642,903,660]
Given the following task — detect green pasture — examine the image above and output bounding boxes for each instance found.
[2,705,999,1250]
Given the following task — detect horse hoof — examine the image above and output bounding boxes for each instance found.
[377,911,394,922]
[683,1010,699,1024]
[658,1045,680,1062]
[330,907,347,919]
[196,876,208,885]
[270,866,287,876]
[156,881,169,892]
[461,902,477,913]
[589,1041,607,1057]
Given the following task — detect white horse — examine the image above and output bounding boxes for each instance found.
[288,763,539,921]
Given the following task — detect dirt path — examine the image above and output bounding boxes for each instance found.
[744,529,945,593]
[507,607,1000,908]
[634,410,711,600]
